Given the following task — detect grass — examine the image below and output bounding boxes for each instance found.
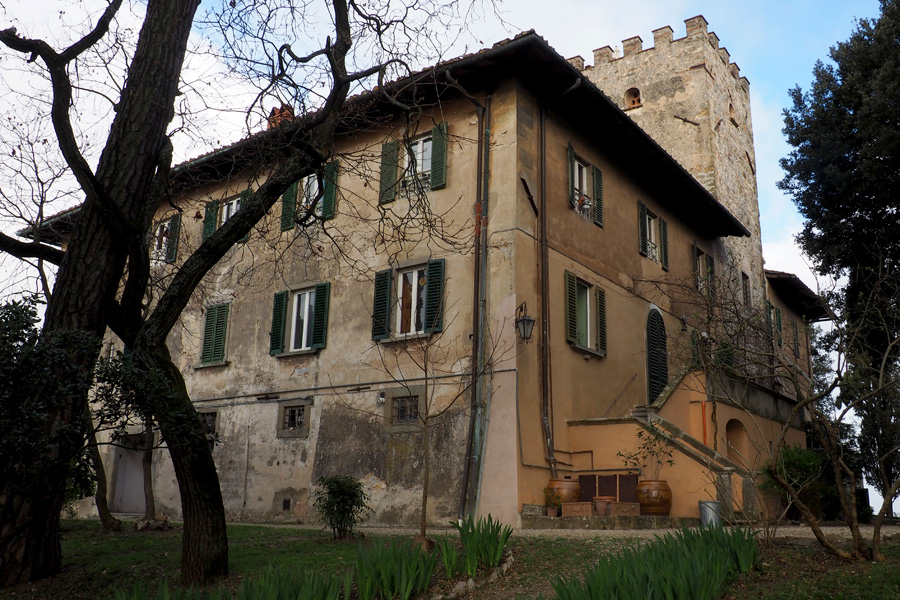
[0,521,898,599]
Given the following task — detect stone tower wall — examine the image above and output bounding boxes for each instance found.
[577,16,765,299]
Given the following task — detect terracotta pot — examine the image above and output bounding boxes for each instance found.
[546,506,559,517]
[592,495,617,516]
[546,477,582,504]
[635,480,673,516]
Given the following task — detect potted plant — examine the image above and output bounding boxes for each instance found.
[543,487,563,517]
[617,427,676,515]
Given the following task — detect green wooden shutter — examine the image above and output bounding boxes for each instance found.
[424,258,445,333]
[430,123,448,190]
[707,254,716,296]
[567,143,576,208]
[372,269,393,340]
[792,321,800,358]
[321,161,338,220]
[201,308,216,363]
[202,201,218,240]
[638,202,648,256]
[596,287,607,357]
[775,307,783,346]
[379,140,399,204]
[564,271,578,344]
[647,310,668,402]
[281,182,297,231]
[659,218,668,271]
[202,304,228,363]
[211,304,229,362]
[766,301,774,339]
[269,291,288,355]
[164,213,181,264]
[592,166,603,227]
[311,282,330,349]
[238,189,251,243]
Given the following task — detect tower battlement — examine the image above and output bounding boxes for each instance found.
[576,15,765,304]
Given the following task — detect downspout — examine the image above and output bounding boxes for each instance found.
[469,97,492,515]
[455,75,487,519]
[539,106,559,479]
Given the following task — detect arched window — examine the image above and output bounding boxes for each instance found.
[647,308,668,402]
[624,88,642,108]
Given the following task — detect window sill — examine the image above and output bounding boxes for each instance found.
[569,343,606,359]
[276,429,310,439]
[272,348,319,359]
[387,422,423,434]
[195,360,230,370]
[379,332,431,344]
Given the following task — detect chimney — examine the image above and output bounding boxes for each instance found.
[267,103,295,130]
[652,26,673,47]
[622,36,643,57]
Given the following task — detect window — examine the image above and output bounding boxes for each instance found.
[277,397,312,438]
[199,411,218,451]
[624,88,642,108]
[281,161,338,231]
[693,245,716,295]
[638,202,668,269]
[564,271,607,357]
[567,143,603,226]
[647,308,668,403]
[203,189,251,241]
[372,259,445,340]
[393,395,420,424]
[382,386,425,432]
[151,213,181,264]
[201,303,229,364]
[269,283,330,355]
[741,272,751,305]
[379,123,448,204]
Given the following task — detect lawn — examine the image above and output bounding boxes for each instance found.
[0,521,897,600]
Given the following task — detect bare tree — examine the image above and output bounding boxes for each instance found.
[0,0,497,586]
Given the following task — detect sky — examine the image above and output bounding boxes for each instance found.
[457,0,883,293]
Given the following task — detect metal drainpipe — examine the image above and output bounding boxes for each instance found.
[539,105,558,479]
[458,98,487,520]
[469,97,492,516]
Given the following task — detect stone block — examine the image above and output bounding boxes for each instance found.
[609,502,640,516]
[561,502,593,517]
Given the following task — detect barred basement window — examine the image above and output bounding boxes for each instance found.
[199,411,218,451]
[277,397,312,438]
[392,395,419,424]
[382,386,425,433]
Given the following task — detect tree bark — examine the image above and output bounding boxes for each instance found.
[142,425,156,522]
[87,426,122,533]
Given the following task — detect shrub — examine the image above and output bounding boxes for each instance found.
[313,475,370,540]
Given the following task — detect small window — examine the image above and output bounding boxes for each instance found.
[203,189,250,241]
[372,259,445,340]
[151,214,181,264]
[564,271,608,357]
[201,303,230,364]
[638,202,668,269]
[269,283,331,355]
[277,397,313,438]
[392,395,420,424]
[693,246,715,295]
[281,162,339,230]
[199,411,218,451]
[382,386,425,432]
[379,123,448,204]
[220,195,241,225]
[624,88,642,108]
[397,266,427,335]
[567,143,603,226]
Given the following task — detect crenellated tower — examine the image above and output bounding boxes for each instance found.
[573,16,765,299]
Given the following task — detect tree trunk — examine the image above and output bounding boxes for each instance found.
[142,425,156,522]
[0,480,66,587]
[87,427,122,533]
[142,344,228,585]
